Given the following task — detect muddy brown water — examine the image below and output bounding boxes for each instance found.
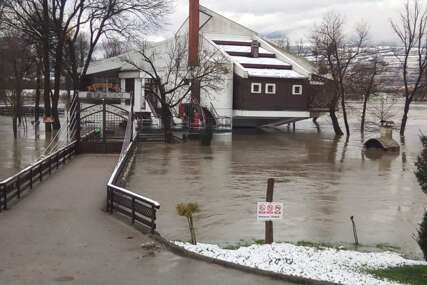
[128,103,427,258]
[0,116,49,179]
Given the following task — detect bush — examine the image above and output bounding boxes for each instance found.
[416,135,427,260]
[176,202,200,245]
[417,212,427,261]
[415,136,427,194]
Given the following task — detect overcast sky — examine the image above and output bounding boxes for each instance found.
[152,0,404,44]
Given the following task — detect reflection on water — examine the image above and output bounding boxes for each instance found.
[128,103,427,258]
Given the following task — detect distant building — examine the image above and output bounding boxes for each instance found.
[82,1,332,130]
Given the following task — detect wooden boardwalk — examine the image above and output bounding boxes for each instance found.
[0,154,294,285]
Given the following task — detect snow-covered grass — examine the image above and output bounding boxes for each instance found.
[174,241,427,285]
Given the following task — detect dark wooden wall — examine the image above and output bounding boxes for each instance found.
[233,75,311,111]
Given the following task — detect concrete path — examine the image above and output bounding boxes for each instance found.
[0,154,294,285]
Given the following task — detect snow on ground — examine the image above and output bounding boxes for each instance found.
[174,242,426,285]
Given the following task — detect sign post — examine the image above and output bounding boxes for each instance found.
[256,178,283,244]
[265,178,274,244]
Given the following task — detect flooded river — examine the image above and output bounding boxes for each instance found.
[1,102,427,258]
[128,103,427,258]
[0,116,49,179]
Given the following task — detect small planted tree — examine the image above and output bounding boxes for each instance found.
[176,202,200,245]
[416,136,427,260]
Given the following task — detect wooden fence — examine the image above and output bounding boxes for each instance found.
[0,141,78,211]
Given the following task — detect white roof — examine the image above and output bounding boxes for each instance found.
[217,44,274,55]
[245,68,306,79]
[85,56,123,75]
[233,56,291,66]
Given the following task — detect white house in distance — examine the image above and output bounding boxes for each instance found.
[81,0,331,130]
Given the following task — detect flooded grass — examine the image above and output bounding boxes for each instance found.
[368,265,427,285]
[220,239,404,255]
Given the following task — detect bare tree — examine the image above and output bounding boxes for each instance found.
[368,93,399,126]
[0,32,35,137]
[312,12,368,137]
[101,37,129,59]
[2,0,169,133]
[391,0,427,136]
[2,0,56,132]
[346,50,387,133]
[295,38,306,57]
[123,36,229,143]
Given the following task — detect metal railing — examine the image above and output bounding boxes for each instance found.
[209,102,232,130]
[0,141,78,211]
[106,105,160,233]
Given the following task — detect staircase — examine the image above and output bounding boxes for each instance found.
[201,107,217,127]
[136,131,165,142]
[136,119,165,142]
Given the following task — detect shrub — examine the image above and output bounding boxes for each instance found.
[417,212,427,261]
[415,136,427,194]
[176,202,200,245]
[416,135,427,260]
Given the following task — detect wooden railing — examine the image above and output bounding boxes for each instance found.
[0,141,78,212]
[106,113,160,233]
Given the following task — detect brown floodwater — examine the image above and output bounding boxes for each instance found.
[128,103,427,258]
[0,116,49,179]
[1,103,426,258]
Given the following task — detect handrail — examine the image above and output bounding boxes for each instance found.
[106,114,160,233]
[145,93,160,118]
[0,141,77,185]
[209,102,220,118]
[0,141,78,211]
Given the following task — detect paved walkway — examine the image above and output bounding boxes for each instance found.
[0,154,294,285]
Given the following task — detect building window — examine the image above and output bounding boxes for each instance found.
[265,83,276,94]
[292,85,303,95]
[251,83,262,94]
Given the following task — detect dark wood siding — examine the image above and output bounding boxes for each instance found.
[233,75,311,111]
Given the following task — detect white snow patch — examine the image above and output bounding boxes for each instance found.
[174,242,426,285]
[245,68,306,79]
[233,56,291,66]
[217,44,274,55]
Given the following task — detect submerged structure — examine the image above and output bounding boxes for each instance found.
[81,1,332,131]
[364,121,400,152]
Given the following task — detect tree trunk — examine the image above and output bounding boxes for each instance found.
[400,97,411,137]
[189,215,196,245]
[328,87,343,136]
[42,0,52,133]
[340,85,350,137]
[361,94,368,134]
[160,90,173,143]
[35,62,41,124]
[52,38,64,130]
[12,115,17,139]
[329,94,343,137]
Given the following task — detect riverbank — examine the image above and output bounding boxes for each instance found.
[174,241,426,285]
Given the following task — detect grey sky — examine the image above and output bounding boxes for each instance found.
[153,0,404,44]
